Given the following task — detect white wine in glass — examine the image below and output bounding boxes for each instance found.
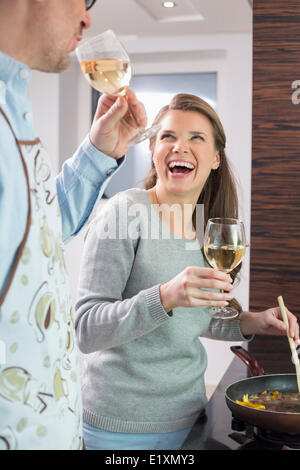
[80,58,132,96]
[204,244,246,273]
[203,218,247,320]
[76,30,161,144]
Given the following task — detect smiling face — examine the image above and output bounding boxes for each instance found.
[152,109,220,202]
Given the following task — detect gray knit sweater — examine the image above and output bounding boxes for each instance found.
[75,188,250,433]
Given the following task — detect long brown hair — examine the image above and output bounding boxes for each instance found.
[144,93,242,313]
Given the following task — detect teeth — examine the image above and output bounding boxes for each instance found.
[168,161,195,170]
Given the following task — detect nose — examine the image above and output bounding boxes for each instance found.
[81,9,92,31]
[173,139,189,153]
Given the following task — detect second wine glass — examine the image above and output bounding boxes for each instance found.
[203,218,247,320]
[76,30,161,144]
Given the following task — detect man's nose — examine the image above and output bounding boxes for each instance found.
[81,10,92,31]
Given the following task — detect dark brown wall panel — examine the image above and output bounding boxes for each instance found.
[249,0,300,373]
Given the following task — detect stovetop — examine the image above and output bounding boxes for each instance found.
[181,353,300,451]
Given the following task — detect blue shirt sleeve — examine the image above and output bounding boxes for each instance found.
[56,135,125,244]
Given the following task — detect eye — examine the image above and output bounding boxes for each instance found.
[191,134,205,141]
[160,133,175,140]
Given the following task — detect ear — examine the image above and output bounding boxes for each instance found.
[212,151,220,170]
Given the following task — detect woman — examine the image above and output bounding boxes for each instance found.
[75,94,299,450]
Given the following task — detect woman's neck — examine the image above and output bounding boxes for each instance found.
[147,185,200,240]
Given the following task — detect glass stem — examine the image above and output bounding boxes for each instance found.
[122,91,143,132]
[220,289,226,310]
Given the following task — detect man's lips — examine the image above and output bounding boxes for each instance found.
[70,35,82,51]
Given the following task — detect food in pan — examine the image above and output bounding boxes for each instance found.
[236,390,300,413]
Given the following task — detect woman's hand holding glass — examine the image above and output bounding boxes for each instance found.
[159,267,234,314]
[203,218,247,320]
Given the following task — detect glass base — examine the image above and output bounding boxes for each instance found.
[212,306,239,320]
[133,124,161,144]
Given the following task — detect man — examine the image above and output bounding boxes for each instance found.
[0,0,146,450]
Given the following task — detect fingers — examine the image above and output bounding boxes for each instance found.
[190,276,233,292]
[286,309,300,343]
[95,90,147,130]
[126,89,147,128]
[184,267,233,290]
[187,287,233,304]
[270,316,288,334]
[94,93,118,118]
[271,307,299,343]
[190,299,230,308]
[182,267,234,308]
[97,95,129,129]
[186,266,232,282]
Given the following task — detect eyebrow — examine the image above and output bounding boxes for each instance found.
[190,131,207,137]
[161,130,208,137]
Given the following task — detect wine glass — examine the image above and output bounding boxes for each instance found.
[203,218,247,320]
[76,29,161,144]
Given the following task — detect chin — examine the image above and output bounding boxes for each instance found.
[168,182,191,192]
[36,52,70,74]
[168,182,201,200]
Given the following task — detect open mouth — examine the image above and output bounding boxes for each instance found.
[167,161,195,175]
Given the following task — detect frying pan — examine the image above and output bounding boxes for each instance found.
[225,346,300,434]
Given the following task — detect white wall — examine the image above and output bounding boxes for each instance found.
[28,72,60,173]
[29,32,252,389]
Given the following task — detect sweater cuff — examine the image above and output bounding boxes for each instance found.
[230,317,255,342]
[145,285,172,323]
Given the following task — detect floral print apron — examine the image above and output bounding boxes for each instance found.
[0,108,83,450]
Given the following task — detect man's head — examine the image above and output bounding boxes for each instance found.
[0,0,95,73]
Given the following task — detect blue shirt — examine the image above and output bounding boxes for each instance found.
[0,51,122,297]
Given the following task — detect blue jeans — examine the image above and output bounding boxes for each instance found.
[83,421,192,450]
